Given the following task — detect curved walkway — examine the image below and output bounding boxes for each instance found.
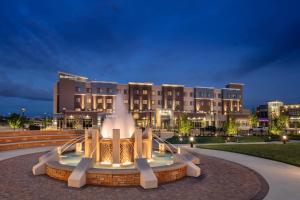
[0,146,55,161]
[187,147,300,200]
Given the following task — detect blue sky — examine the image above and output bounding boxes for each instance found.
[0,0,300,116]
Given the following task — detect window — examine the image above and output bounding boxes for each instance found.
[97,108,103,112]
[190,101,193,106]
[106,109,112,113]
[134,100,139,104]
[158,100,161,105]
[151,100,155,105]
[142,90,148,95]
[124,99,128,104]
[167,91,172,96]
[75,108,81,111]
[176,91,180,96]
[135,90,139,95]
[75,87,81,92]
[183,92,186,97]
[76,97,80,103]
[106,98,112,103]
[175,101,180,106]
[87,98,91,103]
[218,94,221,98]
[97,88,103,93]
[143,100,148,104]
[167,100,172,106]
[107,88,111,93]
[97,98,102,103]
[190,92,193,97]
[157,91,161,96]
[152,91,156,96]
[124,89,128,94]
[86,88,91,93]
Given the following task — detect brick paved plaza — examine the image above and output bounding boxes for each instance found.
[0,152,268,200]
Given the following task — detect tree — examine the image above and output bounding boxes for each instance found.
[224,119,238,135]
[250,113,259,128]
[7,113,22,131]
[269,114,288,135]
[177,114,192,136]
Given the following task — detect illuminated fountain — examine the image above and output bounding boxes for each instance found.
[32,94,201,189]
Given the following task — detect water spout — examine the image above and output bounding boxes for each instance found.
[101,94,135,138]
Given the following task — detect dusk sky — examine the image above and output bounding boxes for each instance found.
[0,0,300,116]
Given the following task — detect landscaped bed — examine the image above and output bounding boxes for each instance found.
[198,143,300,167]
[166,135,278,144]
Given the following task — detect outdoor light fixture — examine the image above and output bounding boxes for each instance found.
[179,137,183,143]
[189,136,194,148]
[282,135,288,144]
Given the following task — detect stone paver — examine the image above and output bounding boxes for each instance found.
[0,152,267,200]
[188,147,300,200]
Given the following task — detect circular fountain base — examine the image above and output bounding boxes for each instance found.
[45,160,187,186]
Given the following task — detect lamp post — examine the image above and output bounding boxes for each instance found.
[282,135,288,144]
[189,136,194,148]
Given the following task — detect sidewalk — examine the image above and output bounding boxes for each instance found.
[187,147,300,200]
[0,146,55,161]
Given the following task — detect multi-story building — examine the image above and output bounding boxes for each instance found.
[53,72,245,129]
[281,104,300,128]
[256,101,300,129]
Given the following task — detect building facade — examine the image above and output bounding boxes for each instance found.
[256,101,300,129]
[53,72,245,129]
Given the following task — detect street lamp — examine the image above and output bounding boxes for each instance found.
[189,136,194,148]
[282,135,288,144]
[179,137,183,143]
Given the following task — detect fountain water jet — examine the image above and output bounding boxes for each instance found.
[101,94,135,139]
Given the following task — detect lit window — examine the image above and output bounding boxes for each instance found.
[76,97,80,103]
[143,100,148,104]
[97,98,102,103]
[176,101,180,106]
[143,90,148,95]
[152,91,156,95]
[124,99,128,104]
[167,91,172,96]
[134,100,139,104]
[152,100,155,105]
[106,99,112,103]
[87,98,91,103]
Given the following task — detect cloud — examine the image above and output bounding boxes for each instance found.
[0,72,52,101]
[231,20,300,77]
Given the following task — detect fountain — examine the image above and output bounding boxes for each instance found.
[32,94,201,189]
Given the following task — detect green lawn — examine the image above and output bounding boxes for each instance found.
[198,143,300,167]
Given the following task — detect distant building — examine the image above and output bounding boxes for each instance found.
[256,101,300,129]
[256,104,269,127]
[53,72,246,129]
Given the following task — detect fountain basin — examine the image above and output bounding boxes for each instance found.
[46,159,187,186]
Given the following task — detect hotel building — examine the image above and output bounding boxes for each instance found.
[53,72,245,129]
[256,100,300,129]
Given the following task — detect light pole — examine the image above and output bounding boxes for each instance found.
[189,136,194,148]
[282,135,288,144]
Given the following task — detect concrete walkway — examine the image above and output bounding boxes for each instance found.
[0,146,55,161]
[187,147,300,200]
